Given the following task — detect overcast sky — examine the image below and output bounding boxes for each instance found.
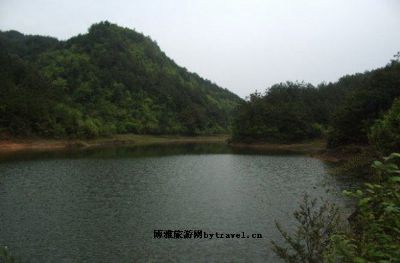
[1,0,399,98]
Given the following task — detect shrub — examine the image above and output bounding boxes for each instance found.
[369,98,400,155]
[335,153,400,262]
[271,194,340,263]
[0,246,16,263]
[273,153,400,262]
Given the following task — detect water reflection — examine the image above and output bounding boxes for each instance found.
[0,143,301,162]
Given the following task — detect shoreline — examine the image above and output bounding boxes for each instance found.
[229,140,366,163]
[230,140,339,162]
[0,134,229,153]
[0,135,354,163]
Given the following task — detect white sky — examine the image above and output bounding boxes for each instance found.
[1,0,399,98]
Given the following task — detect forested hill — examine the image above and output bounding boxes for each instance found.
[0,21,242,138]
[232,57,400,152]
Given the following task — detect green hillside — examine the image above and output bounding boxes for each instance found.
[0,21,242,138]
[231,59,400,147]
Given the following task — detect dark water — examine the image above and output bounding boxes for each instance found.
[0,144,351,262]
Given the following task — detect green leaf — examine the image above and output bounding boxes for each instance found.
[389,176,400,182]
[384,153,400,161]
[365,183,375,189]
[384,205,398,213]
[372,160,383,168]
[385,163,399,170]
[359,197,371,206]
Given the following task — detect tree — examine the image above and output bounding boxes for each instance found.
[369,98,400,155]
[232,82,325,143]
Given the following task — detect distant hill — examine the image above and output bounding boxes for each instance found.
[0,21,242,138]
[231,59,400,146]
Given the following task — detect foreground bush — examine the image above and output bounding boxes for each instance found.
[0,246,16,263]
[369,98,400,155]
[271,195,340,263]
[334,153,400,262]
[273,153,400,262]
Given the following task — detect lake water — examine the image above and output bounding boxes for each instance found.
[0,144,351,262]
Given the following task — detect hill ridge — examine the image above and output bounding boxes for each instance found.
[0,21,242,138]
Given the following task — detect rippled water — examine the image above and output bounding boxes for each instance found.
[0,144,350,262]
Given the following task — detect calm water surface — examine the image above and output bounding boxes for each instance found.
[0,144,351,262]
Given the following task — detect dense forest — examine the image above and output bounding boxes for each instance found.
[3,21,398,150]
[0,21,242,138]
[232,57,400,153]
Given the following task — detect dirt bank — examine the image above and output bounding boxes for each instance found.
[0,134,229,153]
[0,136,359,163]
